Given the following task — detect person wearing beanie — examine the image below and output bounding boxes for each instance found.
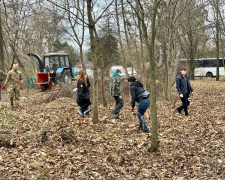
[109,69,124,119]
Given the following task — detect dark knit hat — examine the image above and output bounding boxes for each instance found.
[127,76,136,82]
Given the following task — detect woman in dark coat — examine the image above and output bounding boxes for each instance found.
[77,70,91,117]
[128,77,150,133]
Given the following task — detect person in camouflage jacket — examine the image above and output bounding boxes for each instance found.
[1,63,23,108]
[109,69,124,118]
[0,70,7,101]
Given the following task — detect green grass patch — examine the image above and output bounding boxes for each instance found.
[54,119,60,125]
[2,125,12,130]
[9,118,23,122]
[0,113,14,119]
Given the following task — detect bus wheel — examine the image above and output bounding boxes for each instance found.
[206,72,213,78]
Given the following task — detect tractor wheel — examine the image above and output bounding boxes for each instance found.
[62,70,72,84]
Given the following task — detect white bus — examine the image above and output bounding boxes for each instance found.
[180,58,225,78]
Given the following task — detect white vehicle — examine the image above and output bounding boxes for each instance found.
[86,69,93,78]
[110,66,126,78]
[127,67,137,76]
[180,58,225,77]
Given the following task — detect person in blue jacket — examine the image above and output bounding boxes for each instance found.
[176,67,194,116]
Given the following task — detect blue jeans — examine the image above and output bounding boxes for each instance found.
[76,99,91,112]
[138,98,150,131]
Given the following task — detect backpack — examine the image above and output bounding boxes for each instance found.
[142,90,150,98]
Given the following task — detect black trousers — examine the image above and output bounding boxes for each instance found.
[111,96,124,115]
[177,93,190,115]
[77,99,91,112]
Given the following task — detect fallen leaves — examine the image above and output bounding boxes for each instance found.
[0,78,224,179]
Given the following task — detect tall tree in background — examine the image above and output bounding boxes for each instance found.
[214,0,220,81]
[115,0,129,78]
[180,2,209,80]
[64,0,86,71]
[135,0,146,88]
[0,0,5,71]
[122,0,133,77]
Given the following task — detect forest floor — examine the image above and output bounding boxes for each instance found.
[0,78,224,179]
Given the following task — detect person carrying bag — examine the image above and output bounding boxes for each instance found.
[128,77,150,133]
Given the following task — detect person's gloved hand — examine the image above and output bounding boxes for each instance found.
[1,86,5,90]
[0,79,3,81]
[20,82,23,86]
[180,94,183,98]
[131,107,134,112]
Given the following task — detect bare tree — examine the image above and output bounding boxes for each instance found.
[115,0,129,77]
[128,0,160,151]
[63,0,86,70]
[0,0,5,71]
[214,0,220,81]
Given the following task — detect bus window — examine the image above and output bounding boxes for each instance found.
[203,60,210,67]
[210,59,217,67]
[220,59,225,67]
[194,60,203,67]
[203,59,216,67]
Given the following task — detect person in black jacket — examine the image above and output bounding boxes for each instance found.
[76,70,91,117]
[128,77,150,133]
[176,67,194,116]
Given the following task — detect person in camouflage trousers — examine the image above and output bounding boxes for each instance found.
[109,69,124,119]
[0,70,7,101]
[1,63,23,108]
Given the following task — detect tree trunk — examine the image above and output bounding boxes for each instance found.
[187,28,195,80]
[172,31,182,86]
[166,18,174,101]
[215,0,220,81]
[93,26,107,108]
[220,33,225,72]
[136,1,146,88]
[79,46,86,71]
[115,0,129,78]
[148,0,158,152]
[122,0,133,78]
[131,0,159,151]
[99,42,107,107]
[87,0,98,124]
[0,0,5,71]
